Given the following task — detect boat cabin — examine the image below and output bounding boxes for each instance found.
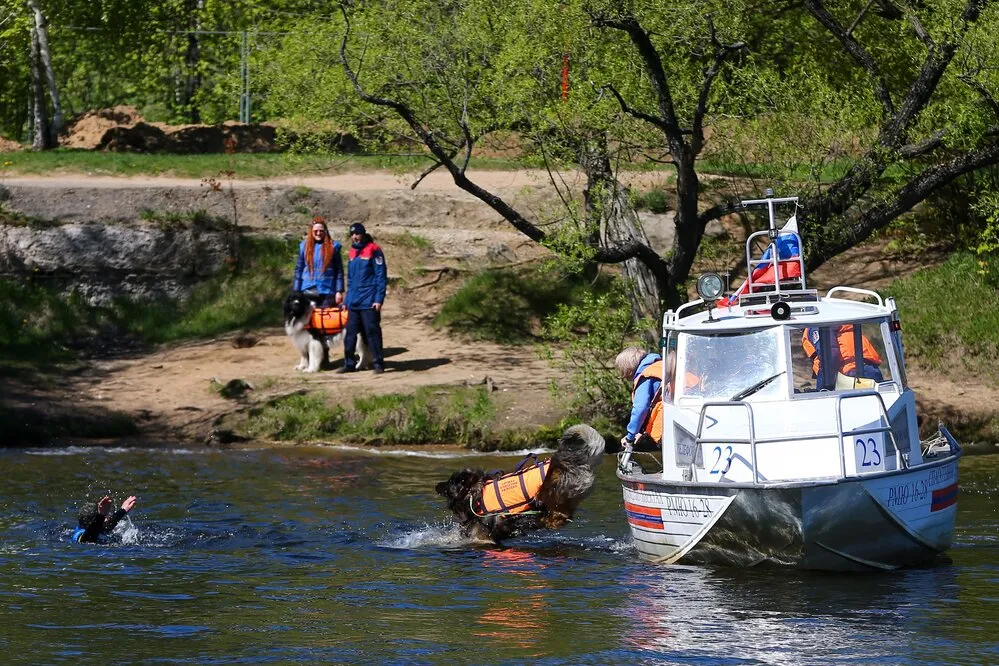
[651,196,922,485]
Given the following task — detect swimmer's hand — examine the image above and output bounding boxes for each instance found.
[97,495,113,516]
[121,496,137,513]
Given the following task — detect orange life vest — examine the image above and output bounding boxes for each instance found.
[802,326,882,376]
[476,458,551,517]
[633,363,664,443]
[835,325,882,374]
[307,307,349,335]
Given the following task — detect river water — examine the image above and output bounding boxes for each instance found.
[0,444,996,665]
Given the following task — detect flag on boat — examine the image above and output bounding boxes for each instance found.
[717,215,802,307]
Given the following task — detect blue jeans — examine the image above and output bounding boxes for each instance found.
[344,308,384,369]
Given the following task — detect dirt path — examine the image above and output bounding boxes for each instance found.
[71,299,565,443]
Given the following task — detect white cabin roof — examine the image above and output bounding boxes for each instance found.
[670,292,892,334]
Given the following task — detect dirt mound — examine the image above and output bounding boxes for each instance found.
[62,106,144,149]
[0,135,24,152]
[61,106,283,154]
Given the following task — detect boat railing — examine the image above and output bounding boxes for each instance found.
[835,390,907,474]
[825,286,884,307]
[691,391,906,485]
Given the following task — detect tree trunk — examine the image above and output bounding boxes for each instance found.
[580,137,665,330]
[181,0,204,123]
[28,0,61,145]
[29,25,51,151]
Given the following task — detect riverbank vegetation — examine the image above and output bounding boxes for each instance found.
[235,385,572,450]
[0,235,292,367]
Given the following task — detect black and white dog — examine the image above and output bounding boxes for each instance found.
[284,292,369,372]
[435,424,606,543]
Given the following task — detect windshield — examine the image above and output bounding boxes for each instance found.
[676,328,784,402]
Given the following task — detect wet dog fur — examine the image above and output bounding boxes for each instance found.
[435,424,606,543]
[284,292,369,372]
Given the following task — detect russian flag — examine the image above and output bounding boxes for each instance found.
[718,215,803,307]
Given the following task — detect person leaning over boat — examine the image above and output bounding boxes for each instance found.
[616,347,665,451]
[802,324,884,390]
[293,216,344,308]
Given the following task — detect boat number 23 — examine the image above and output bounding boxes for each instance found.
[856,437,882,467]
[710,446,733,475]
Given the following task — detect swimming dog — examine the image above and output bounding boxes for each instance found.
[284,292,369,372]
[435,424,606,543]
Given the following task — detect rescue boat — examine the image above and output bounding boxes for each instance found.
[617,191,961,570]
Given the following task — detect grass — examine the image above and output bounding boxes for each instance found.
[0,150,524,179]
[884,252,999,378]
[434,267,614,344]
[237,386,603,449]
[241,385,496,447]
[0,235,295,365]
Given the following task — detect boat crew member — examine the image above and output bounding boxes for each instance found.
[616,347,665,451]
[72,494,137,544]
[802,324,883,390]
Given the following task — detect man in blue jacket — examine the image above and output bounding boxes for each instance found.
[338,223,387,374]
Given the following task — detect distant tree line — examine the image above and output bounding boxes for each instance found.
[1,0,997,320]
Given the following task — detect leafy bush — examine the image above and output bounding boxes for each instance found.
[434,267,606,344]
[632,189,671,214]
[885,252,999,377]
[241,385,495,446]
[542,280,643,424]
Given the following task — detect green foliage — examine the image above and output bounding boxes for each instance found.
[974,192,999,288]
[632,189,670,214]
[541,279,641,423]
[241,385,494,446]
[389,230,431,251]
[434,267,608,344]
[0,235,295,364]
[885,252,999,378]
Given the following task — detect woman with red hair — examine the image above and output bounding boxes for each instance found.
[292,217,344,307]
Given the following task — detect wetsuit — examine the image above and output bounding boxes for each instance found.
[72,507,129,544]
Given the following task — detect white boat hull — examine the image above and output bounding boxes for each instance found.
[620,456,959,570]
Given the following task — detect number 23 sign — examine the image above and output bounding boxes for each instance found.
[854,435,886,472]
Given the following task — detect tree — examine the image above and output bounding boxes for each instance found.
[27,0,61,148]
[330,0,999,315]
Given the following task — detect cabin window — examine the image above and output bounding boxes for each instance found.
[677,327,784,402]
[792,322,893,392]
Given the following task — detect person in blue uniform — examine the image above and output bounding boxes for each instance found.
[292,217,344,308]
[337,222,387,374]
[72,494,137,544]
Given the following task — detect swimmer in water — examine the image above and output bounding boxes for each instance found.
[72,494,137,543]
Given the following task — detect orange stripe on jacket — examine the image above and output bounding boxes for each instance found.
[307,308,349,335]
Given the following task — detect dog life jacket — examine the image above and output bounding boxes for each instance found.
[633,364,664,443]
[307,307,349,335]
[474,457,551,517]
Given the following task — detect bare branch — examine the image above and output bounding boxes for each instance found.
[802,0,895,117]
[807,135,999,269]
[592,12,687,155]
[600,84,673,132]
[905,8,935,48]
[693,16,746,154]
[898,129,946,159]
[846,0,877,36]
[959,73,999,121]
